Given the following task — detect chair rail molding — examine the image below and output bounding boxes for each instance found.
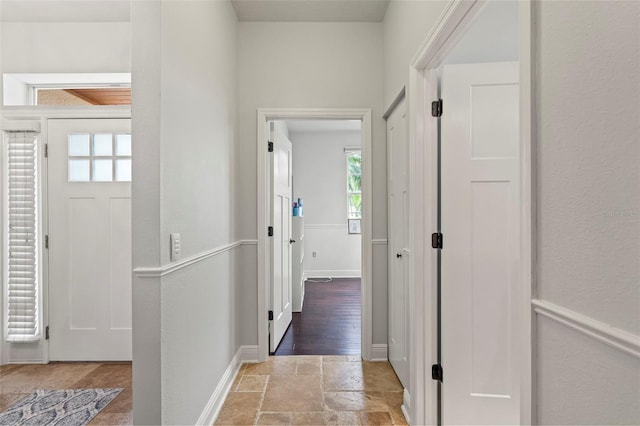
[134,240,257,278]
[532,299,640,359]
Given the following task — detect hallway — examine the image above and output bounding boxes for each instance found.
[275,279,361,356]
[216,356,406,425]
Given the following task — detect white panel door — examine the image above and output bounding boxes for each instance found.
[269,122,293,353]
[48,118,132,361]
[441,62,520,424]
[387,98,410,388]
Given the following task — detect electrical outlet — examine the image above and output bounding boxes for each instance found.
[170,233,181,261]
[312,251,317,258]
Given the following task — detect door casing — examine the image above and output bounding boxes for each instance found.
[407,1,535,425]
[0,107,131,365]
[256,108,373,362]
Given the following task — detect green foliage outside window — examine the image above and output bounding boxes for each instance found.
[347,152,362,219]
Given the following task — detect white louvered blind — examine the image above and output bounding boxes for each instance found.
[5,131,40,342]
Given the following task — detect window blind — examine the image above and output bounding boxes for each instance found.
[5,131,39,342]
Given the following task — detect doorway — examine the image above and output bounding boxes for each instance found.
[270,119,363,356]
[256,109,374,362]
[409,0,533,424]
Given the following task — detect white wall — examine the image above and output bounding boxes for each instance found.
[290,129,362,277]
[382,0,447,109]
[535,1,640,423]
[131,1,239,424]
[0,22,131,102]
[238,22,389,344]
[442,0,518,65]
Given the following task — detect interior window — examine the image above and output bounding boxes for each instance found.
[346,151,362,219]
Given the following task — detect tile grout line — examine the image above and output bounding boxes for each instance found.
[253,367,269,426]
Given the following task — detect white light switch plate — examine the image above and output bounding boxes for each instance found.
[170,233,181,261]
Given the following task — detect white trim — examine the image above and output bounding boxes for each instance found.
[304,224,346,230]
[1,120,41,132]
[238,345,260,363]
[196,345,259,426]
[519,1,536,423]
[5,73,131,86]
[305,270,361,279]
[401,388,411,425]
[1,106,131,120]
[383,87,406,120]
[411,0,485,71]
[408,1,534,424]
[134,240,257,278]
[372,239,388,245]
[370,344,388,361]
[532,299,640,359]
[256,108,373,362]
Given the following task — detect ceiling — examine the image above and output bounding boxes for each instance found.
[65,88,131,105]
[231,0,390,22]
[1,0,390,23]
[284,119,361,133]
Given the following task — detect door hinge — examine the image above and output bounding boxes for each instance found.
[431,232,443,249]
[268,141,274,152]
[268,310,274,321]
[431,99,443,118]
[45,235,49,249]
[45,326,50,340]
[44,144,49,158]
[268,226,274,237]
[432,364,443,382]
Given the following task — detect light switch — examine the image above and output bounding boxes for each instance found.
[170,233,181,261]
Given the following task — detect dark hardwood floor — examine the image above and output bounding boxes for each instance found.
[274,278,361,356]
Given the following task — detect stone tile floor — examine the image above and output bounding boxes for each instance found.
[216,356,408,425]
[0,362,132,425]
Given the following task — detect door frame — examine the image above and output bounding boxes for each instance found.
[256,108,373,362]
[407,1,535,425]
[0,106,131,365]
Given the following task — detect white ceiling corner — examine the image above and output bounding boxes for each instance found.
[231,0,390,23]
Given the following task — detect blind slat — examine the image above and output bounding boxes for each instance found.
[5,131,40,343]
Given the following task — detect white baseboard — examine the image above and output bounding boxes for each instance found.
[401,388,411,425]
[370,344,388,361]
[239,345,260,363]
[304,270,362,279]
[195,345,259,425]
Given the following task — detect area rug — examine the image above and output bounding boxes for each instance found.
[0,388,122,426]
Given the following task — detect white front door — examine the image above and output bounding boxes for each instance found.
[269,122,293,353]
[441,62,520,424]
[48,118,132,361]
[387,98,410,388]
